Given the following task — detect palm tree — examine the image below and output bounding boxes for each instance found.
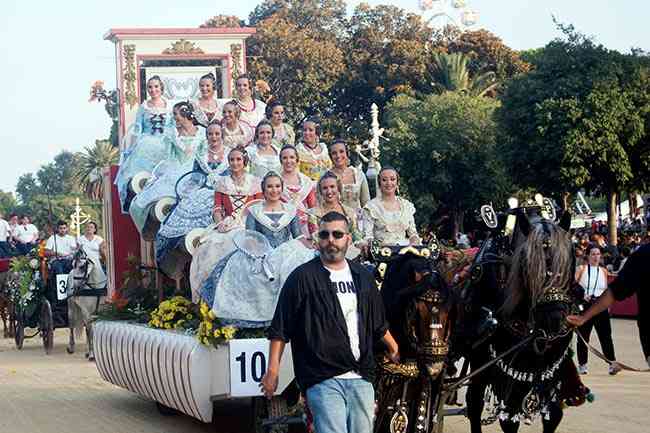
[73,139,119,201]
[428,52,498,97]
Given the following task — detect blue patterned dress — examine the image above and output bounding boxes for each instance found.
[128,130,207,234]
[115,100,175,211]
[197,202,316,328]
[154,153,230,269]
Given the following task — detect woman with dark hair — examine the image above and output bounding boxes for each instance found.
[362,166,420,247]
[193,72,223,123]
[194,170,315,328]
[574,244,619,375]
[115,75,175,210]
[196,122,229,174]
[157,147,260,279]
[328,139,370,227]
[247,120,281,177]
[279,145,316,235]
[170,101,205,165]
[221,100,254,148]
[308,171,361,244]
[77,221,105,263]
[235,74,267,128]
[296,117,332,181]
[128,101,207,234]
[267,100,295,147]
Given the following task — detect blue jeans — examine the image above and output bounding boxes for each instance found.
[306,378,374,433]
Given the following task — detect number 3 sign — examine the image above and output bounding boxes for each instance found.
[229,338,269,397]
[56,274,70,301]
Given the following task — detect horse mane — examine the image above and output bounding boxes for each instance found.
[502,222,572,317]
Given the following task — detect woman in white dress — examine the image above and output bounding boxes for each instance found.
[76,222,105,263]
[221,100,254,148]
[235,74,267,129]
[362,166,421,247]
[247,120,281,178]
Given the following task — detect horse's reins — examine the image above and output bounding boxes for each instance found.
[574,329,650,372]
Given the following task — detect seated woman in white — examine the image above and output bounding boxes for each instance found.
[196,172,315,328]
[362,166,421,247]
[76,222,105,263]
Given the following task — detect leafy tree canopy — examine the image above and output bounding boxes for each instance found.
[384,92,509,232]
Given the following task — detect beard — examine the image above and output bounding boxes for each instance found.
[319,242,348,262]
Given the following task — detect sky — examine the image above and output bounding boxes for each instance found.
[0,0,647,194]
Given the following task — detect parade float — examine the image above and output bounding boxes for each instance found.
[94,27,301,431]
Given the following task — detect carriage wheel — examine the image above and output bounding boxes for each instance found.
[14,310,24,350]
[252,396,289,433]
[40,299,54,354]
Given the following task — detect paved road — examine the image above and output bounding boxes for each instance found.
[1,319,649,433]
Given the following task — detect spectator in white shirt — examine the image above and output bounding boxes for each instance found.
[45,220,78,259]
[15,215,39,255]
[77,221,105,263]
[0,212,11,257]
[46,220,78,276]
[7,214,19,243]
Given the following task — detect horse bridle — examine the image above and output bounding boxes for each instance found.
[71,249,107,293]
[405,274,450,361]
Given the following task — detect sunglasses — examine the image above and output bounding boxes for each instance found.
[317,230,348,240]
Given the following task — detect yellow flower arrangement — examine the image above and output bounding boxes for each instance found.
[148,296,197,331]
[196,301,238,348]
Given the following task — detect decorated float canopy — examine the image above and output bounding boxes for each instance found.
[104,27,256,147]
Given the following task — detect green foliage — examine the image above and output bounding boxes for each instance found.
[73,139,119,201]
[246,12,346,125]
[0,190,17,216]
[384,92,509,231]
[498,24,650,244]
[330,3,433,139]
[427,52,498,97]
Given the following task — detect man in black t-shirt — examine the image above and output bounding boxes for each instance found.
[567,244,649,367]
[261,211,400,433]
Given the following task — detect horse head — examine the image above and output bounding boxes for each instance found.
[381,251,452,378]
[69,248,92,292]
[502,210,575,348]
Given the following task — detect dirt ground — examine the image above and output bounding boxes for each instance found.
[0,318,648,433]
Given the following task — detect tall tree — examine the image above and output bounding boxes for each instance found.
[427,52,498,96]
[385,92,509,235]
[331,3,433,139]
[0,190,17,216]
[73,139,120,201]
[16,173,40,204]
[499,26,650,244]
[432,27,530,81]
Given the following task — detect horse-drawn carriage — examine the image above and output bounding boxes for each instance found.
[9,249,107,356]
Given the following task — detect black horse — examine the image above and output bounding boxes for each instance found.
[455,207,588,433]
[374,251,453,433]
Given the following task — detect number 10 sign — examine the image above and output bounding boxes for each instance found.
[229,338,270,397]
